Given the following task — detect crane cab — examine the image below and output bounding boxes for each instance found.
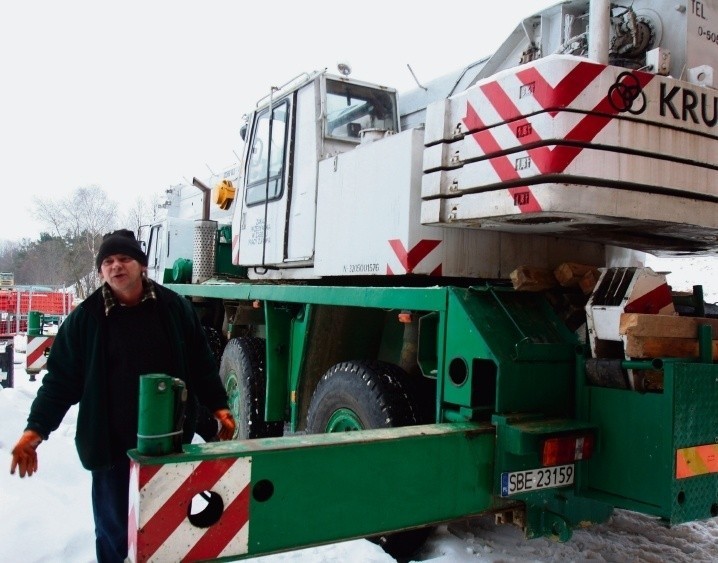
[233,72,398,275]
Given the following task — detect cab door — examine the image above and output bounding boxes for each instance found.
[235,99,291,268]
[144,222,165,283]
[143,218,196,283]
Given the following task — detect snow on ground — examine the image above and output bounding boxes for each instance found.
[645,256,718,304]
[2,319,718,563]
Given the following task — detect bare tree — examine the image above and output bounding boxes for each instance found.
[15,238,68,287]
[0,240,18,274]
[122,196,156,236]
[33,186,119,297]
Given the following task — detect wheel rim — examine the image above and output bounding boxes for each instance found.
[325,408,364,432]
[225,371,241,422]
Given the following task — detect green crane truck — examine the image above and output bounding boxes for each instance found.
[132,1,718,561]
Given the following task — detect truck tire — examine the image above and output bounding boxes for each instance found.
[305,360,434,560]
[219,337,283,439]
[306,360,420,432]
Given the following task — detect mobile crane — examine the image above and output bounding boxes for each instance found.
[133,1,718,561]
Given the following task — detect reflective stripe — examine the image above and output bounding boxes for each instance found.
[676,444,718,478]
[128,457,252,562]
[25,336,54,372]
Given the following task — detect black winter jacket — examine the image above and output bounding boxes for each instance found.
[25,282,228,470]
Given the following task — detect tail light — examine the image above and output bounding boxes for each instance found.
[542,433,595,466]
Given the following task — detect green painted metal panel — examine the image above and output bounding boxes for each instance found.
[581,361,718,523]
[288,304,311,431]
[165,283,449,311]
[491,414,613,540]
[584,386,670,512]
[263,303,293,421]
[128,423,496,559]
[417,312,439,377]
[442,287,577,416]
[442,288,494,409]
[671,362,718,524]
[246,427,494,554]
[455,287,577,361]
[216,241,248,278]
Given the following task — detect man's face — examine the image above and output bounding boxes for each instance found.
[100,254,145,295]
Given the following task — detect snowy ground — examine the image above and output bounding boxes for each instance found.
[645,256,718,304]
[1,253,717,563]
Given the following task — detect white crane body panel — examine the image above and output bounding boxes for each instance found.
[314,128,604,279]
[421,55,718,254]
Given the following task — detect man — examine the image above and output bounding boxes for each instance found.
[9,229,236,562]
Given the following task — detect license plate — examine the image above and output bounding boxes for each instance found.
[500,464,574,497]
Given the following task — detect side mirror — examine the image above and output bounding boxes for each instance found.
[239,124,247,141]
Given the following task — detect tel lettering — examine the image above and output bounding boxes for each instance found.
[692,0,707,19]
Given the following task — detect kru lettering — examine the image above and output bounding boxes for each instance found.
[660,83,718,127]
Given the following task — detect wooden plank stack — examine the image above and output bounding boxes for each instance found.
[619,313,718,360]
[510,262,601,294]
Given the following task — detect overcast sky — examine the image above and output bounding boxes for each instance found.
[0,0,557,241]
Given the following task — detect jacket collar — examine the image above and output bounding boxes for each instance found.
[101,278,157,316]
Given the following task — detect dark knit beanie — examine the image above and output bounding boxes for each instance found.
[96,229,148,270]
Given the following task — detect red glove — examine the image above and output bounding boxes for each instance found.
[214,409,237,441]
[10,430,43,477]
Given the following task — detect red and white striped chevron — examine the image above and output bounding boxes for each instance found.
[25,335,54,374]
[128,457,251,563]
[386,239,442,276]
[421,55,718,249]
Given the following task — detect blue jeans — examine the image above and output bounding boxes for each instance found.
[91,458,130,563]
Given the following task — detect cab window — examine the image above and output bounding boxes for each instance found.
[246,100,289,206]
[146,224,164,270]
[325,80,396,140]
